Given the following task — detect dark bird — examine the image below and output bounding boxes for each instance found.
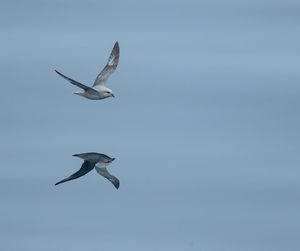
[55,152,119,189]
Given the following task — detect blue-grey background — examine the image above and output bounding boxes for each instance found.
[0,0,299,250]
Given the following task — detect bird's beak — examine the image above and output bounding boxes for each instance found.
[111,93,115,98]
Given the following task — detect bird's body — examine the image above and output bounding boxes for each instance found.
[55,152,120,189]
[73,86,113,100]
[55,42,119,100]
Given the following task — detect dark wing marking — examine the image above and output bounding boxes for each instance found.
[93,42,119,87]
[55,70,98,95]
[55,160,95,186]
[95,166,120,189]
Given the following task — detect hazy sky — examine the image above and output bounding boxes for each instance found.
[1,0,300,250]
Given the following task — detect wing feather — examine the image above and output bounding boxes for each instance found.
[55,70,98,95]
[93,42,119,87]
[55,161,95,186]
[95,166,120,189]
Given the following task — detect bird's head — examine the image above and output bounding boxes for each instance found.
[103,87,115,98]
[101,155,115,164]
[107,157,115,163]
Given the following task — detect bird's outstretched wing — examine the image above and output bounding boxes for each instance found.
[93,42,119,87]
[55,70,99,95]
[95,166,120,189]
[55,160,95,186]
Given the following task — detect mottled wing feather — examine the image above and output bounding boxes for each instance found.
[95,166,120,189]
[93,42,120,87]
[55,160,95,186]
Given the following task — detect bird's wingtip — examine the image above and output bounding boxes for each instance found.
[54,69,61,75]
[114,180,120,189]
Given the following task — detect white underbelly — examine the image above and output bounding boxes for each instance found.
[75,91,106,100]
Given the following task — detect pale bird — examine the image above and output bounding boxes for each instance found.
[55,42,119,100]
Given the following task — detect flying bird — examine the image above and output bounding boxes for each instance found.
[55,42,119,100]
[55,152,120,189]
